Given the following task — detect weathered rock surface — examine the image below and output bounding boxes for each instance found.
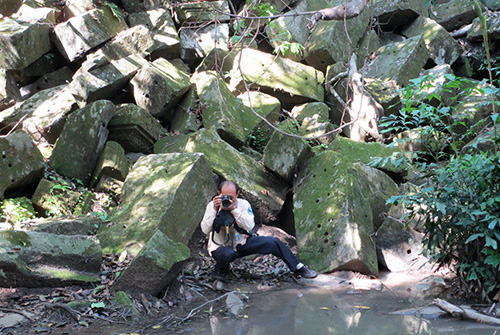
[121,0,169,14]
[430,0,478,31]
[0,131,44,200]
[52,6,128,62]
[179,23,229,65]
[20,66,74,100]
[127,8,180,59]
[98,153,216,256]
[192,71,247,147]
[131,58,192,119]
[174,1,230,23]
[69,54,147,103]
[108,103,163,153]
[229,48,325,109]
[0,68,20,111]
[364,35,430,87]
[0,230,102,287]
[50,100,115,185]
[154,128,288,223]
[23,216,103,235]
[32,178,82,216]
[402,16,463,65]
[0,17,51,70]
[90,141,129,188]
[372,0,427,31]
[100,25,155,60]
[237,91,281,139]
[0,0,22,17]
[294,151,378,275]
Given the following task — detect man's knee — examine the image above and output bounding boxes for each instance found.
[213,247,236,262]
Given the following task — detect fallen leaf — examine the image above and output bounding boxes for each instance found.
[355,305,371,309]
[320,307,330,310]
[152,325,162,329]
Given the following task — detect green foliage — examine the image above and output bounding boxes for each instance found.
[247,0,278,17]
[246,128,268,154]
[0,198,37,224]
[103,1,124,21]
[391,153,500,297]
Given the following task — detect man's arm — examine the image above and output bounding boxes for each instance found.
[200,201,217,235]
[231,199,255,232]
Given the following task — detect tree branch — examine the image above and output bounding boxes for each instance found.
[308,0,368,29]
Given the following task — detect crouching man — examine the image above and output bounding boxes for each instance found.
[200,180,317,280]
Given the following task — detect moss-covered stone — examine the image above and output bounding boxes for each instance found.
[154,128,288,223]
[229,48,324,109]
[112,230,190,295]
[98,153,215,256]
[328,135,407,176]
[90,141,129,188]
[293,151,378,275]
[52,6,128,62]
[364,35,430,87]
[0,17,52,70]
[49,100,115,185]
[0,231,101,287]
[304,1,370,72]
[31,178,81,217]
[192,71,247,147]
[237,91,281,138]
[431,0,478,31]
[0,131,45,200]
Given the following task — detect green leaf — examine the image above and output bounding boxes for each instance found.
[465,233,484,244]
[91,302,106,309]
[485,236,498,250]
[436,202,446,215]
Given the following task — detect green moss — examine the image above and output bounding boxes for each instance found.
[2,231,32,247]
[113,291,134,307]
[36,265,100,282]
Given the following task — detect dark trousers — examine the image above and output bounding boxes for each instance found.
[211,236,300,273]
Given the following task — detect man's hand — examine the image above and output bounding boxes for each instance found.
[213,195,222,210]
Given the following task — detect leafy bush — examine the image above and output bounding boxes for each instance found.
[391,152,500,298]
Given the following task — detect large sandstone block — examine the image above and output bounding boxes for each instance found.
[468,15,500,42]
[127,9,180,59]
[52,6,128,62]
[263,130,312,182]
[31,178,82,216]
[108,103,163,153]
[0,230,101,287]
[131,58,192,119]
[98,153,216,256]
[180,23,229,64]
[0,131,44,200]
[90,141,129,188]
[0,0,22,16]
[230,48,325,109]
[0,68,20,111]
[304,2,370,72]
[293,151,379,275]
[154,128,288,223]
[364,36,430,87]
[111,230,190,295]
[403,17,462,65]
[430,0,477,31]
[121,0,169,14]
[69,54,146,103]
[237,91,281,138]
[372,0,427,31]
[192,71,246,147]
[50,100,115,185]
[101,25,155,60]
[20,67,74,100]
[0,17,51,70]
[174,1,230,24]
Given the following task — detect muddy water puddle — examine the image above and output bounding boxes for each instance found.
[49,272,500,335]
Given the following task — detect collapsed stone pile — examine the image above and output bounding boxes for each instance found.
[0,0,498,295]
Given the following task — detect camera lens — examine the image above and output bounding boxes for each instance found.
[221,195,231,208]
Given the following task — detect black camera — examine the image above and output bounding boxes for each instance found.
[221,194,232,208]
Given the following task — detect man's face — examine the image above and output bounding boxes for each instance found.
[219,184,238,201]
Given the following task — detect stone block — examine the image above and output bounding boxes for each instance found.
[0,17,52,70]
[111,229,189,295]
[195,48,236,74]
[0,69,20,111]
[69,54,147,103]
[430,0,477,31]
[0,230,101,287]
[293,151,378,275]
[304,2,370,72]
[237,91,281,139]
[95,175,123,197]
[25,215,103,235]
[402,17,462,65]
[13,4,57,24]
[229,48,325,109]
[468,15,500,42]
[90,141,129,189]
[372,0,427,31]
[174,1,230,23]
[98,153,216,256]
[154,128,288,223]
[364,78,401,116]
[20,67,74,100]
[170,89,199,134]
[121,0,169,14]
[108,103,163,153]
[364,35,430,87]
[50,100,115,185]
[481,0,500,10]
[291,102,330,124]
[128,8,180,60]
[325,62,348,124]
[263,131,312,182]
[299,118,336,146]
[192,71,247,147]
[101,25,155,60]
[462,124,500,154]
[131,58,192,119]
[179,23,229,64]
[31,178,81,217]
[0,0,22,16]
[0,131,44,200]
[52,6,128,62]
